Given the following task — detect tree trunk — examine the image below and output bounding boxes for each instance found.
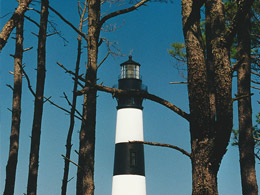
[26,1,48,195]
[182,0,233,194]
[0,0,32,53]
[3,13,24,195]
[237,10,258,195]
[76,1,100,195]
[61,2,87,195]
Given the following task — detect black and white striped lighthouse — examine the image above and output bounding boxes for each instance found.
[112,56,147,195]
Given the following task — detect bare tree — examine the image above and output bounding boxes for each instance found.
[61,1,88,195]
[26,0,49,194]
[3,11,24,195]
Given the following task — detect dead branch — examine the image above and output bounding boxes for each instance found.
[97,51,110,69]
[252,71,260,77]
[18,62,36,97]
[57,62,85,82]
[254,137,260,142]
[129,141,191,159]
[61,154,81,169]
[233,93,254,102]
[252,80,260,85]
[63,92,83,118]
[99,0,149,27]
[24,15,40,27]
[23,47,33,52]
[169,81,188,84]
[251,86,260,90]
[48,5,88,41]
[77,83,190,121]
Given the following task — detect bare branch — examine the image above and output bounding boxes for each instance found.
[233,93,254,102]
[23,47,33,52]
[252,71,260,77]
[99,0,149,27]
[97,51,110,69]
[251,86,260,90]
[61,154,81,169]
[77,83,190,121]
[48,5,88,41]
[169,81,187,84]
[129,141,191,159]
[57,62,85,82]
[18,62,36,97]
[24,15,40,27]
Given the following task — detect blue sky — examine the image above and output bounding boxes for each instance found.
[1,1,259,195]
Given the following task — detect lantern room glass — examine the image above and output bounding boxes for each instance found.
[121,64,140,79]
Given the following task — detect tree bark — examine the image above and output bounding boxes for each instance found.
[26,1,48,195]
[3,13,24,195]
[0,0,32,53]
[76,1,100,195]
[61,2,87,195]
[182,0,234,194]
[237,10,258,195]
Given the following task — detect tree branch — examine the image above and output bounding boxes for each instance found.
[77,83,190,121]
[99,0,149,27]
[48,5,88,41]
[61,154,81,169]
[129,141,191,159]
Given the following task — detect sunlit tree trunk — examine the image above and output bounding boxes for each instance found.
[3,13,24,195]
[76,1,100,195]
[237,10,258,195]
[27,0,49,194]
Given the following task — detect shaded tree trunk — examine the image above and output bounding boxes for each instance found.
[0,0,32,53]
[26,1,49,194]
[76,1,100,195]
[61,2,88,195]
[3,13,24,195]
[181,0,253,194]
[237,10,258,195]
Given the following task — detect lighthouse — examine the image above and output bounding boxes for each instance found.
[112,56,147,195]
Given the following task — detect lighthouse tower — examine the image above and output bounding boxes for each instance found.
[112,56,147,195]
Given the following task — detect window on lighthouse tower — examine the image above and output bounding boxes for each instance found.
[121,64,140,79]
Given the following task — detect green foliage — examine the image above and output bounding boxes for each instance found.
[168,42,186,63]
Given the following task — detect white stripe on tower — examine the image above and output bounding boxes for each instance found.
[112,108,146,195]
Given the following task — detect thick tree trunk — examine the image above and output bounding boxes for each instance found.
[237,11,258,195]
[182,0,233,194]
[26,1,48,195]
[3,14,24,195]
[0,0,32,53]
[76,1,100,195]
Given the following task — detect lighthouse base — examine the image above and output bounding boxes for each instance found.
[112,175,146,195]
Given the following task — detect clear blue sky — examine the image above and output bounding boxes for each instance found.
[1,1,259,195]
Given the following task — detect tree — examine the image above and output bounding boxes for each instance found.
[61,1,88,195]
[237,6,258,195]
[3,9,24,195]
[76,1,149,194]
[181,0,254,194]
[26,0,49,194]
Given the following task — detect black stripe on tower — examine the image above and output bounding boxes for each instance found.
[113,142,145,176]
[117,79,144,109]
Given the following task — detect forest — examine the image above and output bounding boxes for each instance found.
[1,0,260,195]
